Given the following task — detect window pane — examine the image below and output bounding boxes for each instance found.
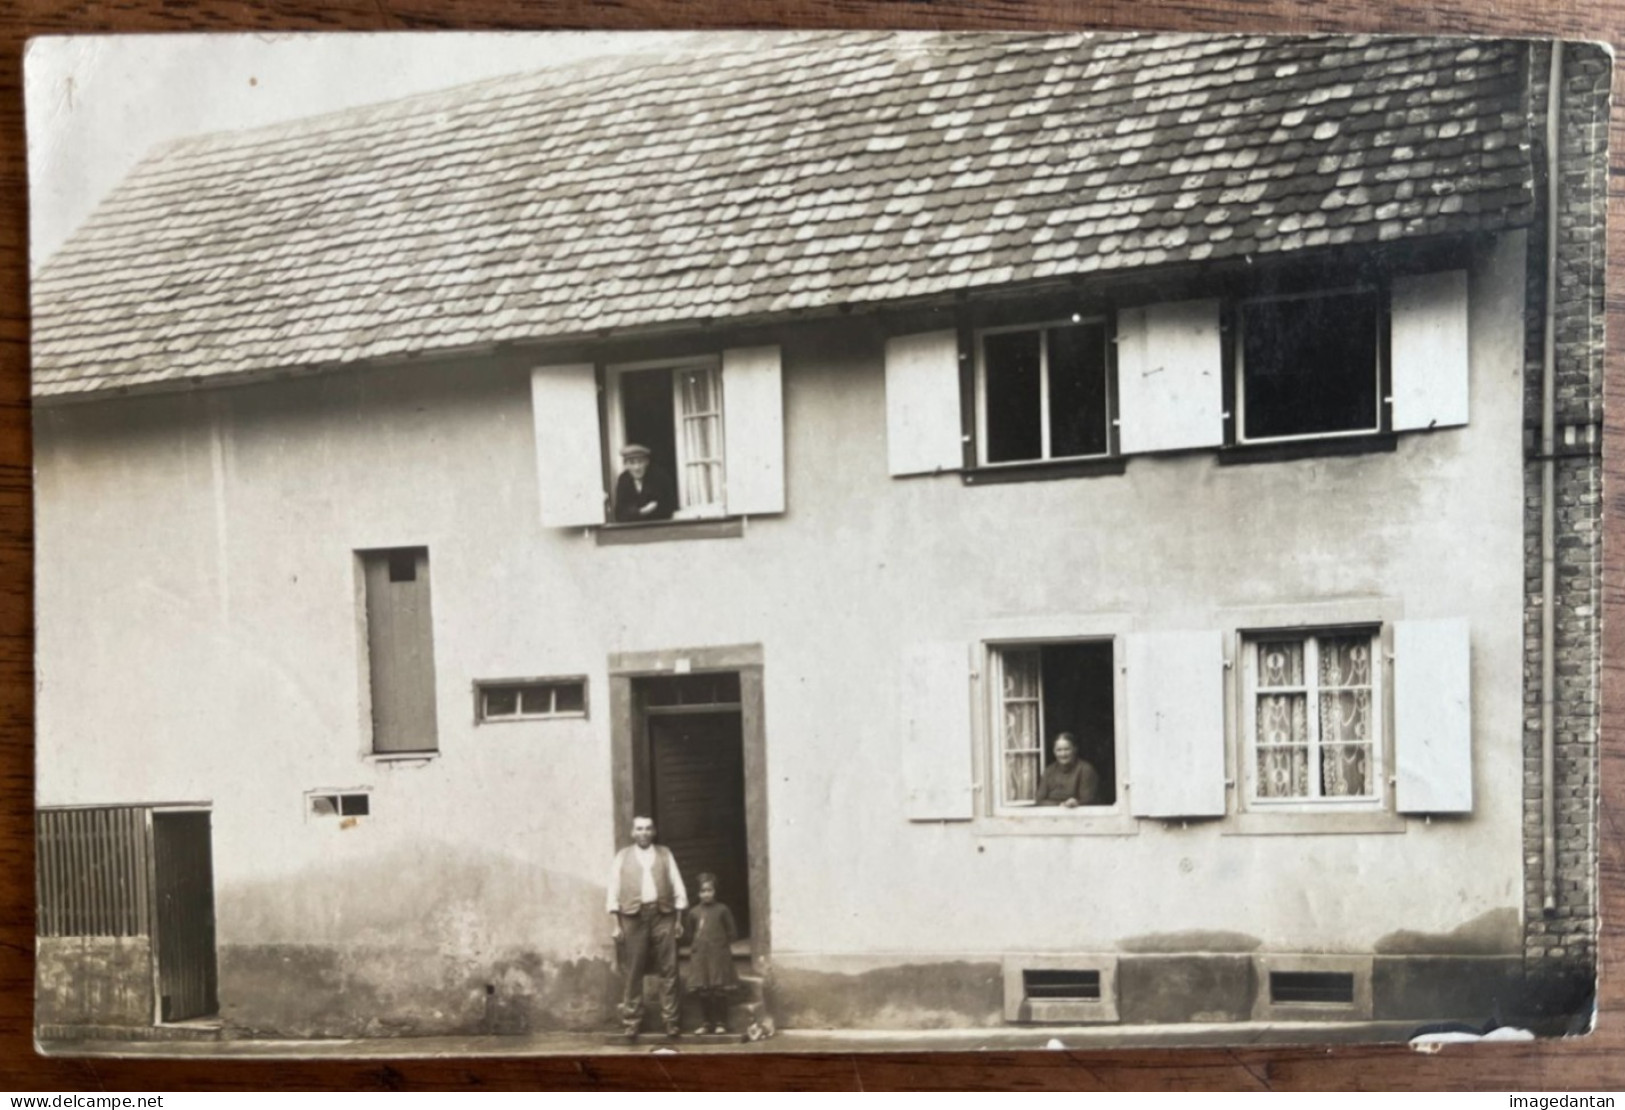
[1242,292,1379,439]
[484,687,520,717]
[1256,641,1305,687]
[1047,323,1109,458]
[1005,751,1040,805]
[984,331,1043,462]
[309,795,338,817]
[339,794,370,817]
[1319,636,1372,687]
[1003,649,1040,700]
[554,682,585,713]
[678,369,724,509]
[643,678,679,707]
[520,687,555,715]
[1256,743,1310,798]
[712,672,741,703]
[1255,692,1309,798]
[1321,742,1372,797]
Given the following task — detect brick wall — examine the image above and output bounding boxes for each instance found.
[1521,40,1607,985]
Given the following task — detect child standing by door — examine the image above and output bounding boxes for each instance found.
[686,872,739,1035]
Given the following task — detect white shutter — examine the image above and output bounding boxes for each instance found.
[1394,618,1473,814]
[721,346,785,515]
[1391,270,1470,432]
[1125,630,1226,818]
[899,642,975,821]
[530,363,606,528]
[885,330,964,476]
[1116,299,1224,454]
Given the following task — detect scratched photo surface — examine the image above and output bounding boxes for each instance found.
[25,31,1605,1056]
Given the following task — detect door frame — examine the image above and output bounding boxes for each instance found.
[609,643,769,968]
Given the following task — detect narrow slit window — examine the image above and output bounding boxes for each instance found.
[477,678,589,722]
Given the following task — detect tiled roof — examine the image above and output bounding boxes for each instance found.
[32,32,1534,398]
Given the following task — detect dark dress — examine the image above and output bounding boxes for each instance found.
[1035,760,1100,806]
[613,466,677,523]
[686,902,739,991]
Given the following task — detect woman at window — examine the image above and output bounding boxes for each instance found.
[1034,733,1099,808]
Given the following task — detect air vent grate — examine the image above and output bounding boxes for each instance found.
[1023,969,1102,1000]
[1269,970,1355,1005]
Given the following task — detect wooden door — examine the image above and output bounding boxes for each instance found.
[648,711,750,938]
[152,811,218,1022]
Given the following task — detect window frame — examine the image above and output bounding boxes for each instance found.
[973,316,1117,468]
[1239,624,1386,813]
[604,356,728,522]
[473,676,590,724]
[983,635,1123,819]
[1233,285,1389,447]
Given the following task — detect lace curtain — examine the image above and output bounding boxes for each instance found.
[1001,649,1042,804]
[678,369,724,510]
[1254,635,1373,800]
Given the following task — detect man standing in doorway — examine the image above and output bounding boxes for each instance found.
[607,815,689,1038]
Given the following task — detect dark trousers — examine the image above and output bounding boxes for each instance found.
[695,988,732,1029]
[617,909,679,1032]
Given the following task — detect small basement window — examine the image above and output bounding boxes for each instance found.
[1269,971,1356,1005]
[1002,956,1119,1023]
[476,678,588,722]
[1239,288,1382,442]
[308,792,370,818]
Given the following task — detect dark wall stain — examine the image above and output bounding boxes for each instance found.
[772,961,1003,1030]
[1371,956,1524,1023]
[1374,907,1520,956]
[1117,930,1263,954]
[1117,955,1255,1024]
[218,944,615,1038]
[36,936,153,1027]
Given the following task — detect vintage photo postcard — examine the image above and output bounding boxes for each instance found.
[26,30,1605,1056]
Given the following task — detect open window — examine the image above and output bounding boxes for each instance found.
[976,320,1112,465]
[530,348,783,529]
[1242,628,1383,807]
[988,641,1117,812]
[608,361,726,521]
[1236,288,1383,443]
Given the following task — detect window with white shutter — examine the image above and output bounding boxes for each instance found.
[594,347,786,527]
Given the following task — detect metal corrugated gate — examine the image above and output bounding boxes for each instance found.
[37,807,150,938]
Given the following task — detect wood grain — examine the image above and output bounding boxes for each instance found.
[2,0,1623,1092]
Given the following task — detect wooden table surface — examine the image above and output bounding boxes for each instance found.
[1,0,1622,1092]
